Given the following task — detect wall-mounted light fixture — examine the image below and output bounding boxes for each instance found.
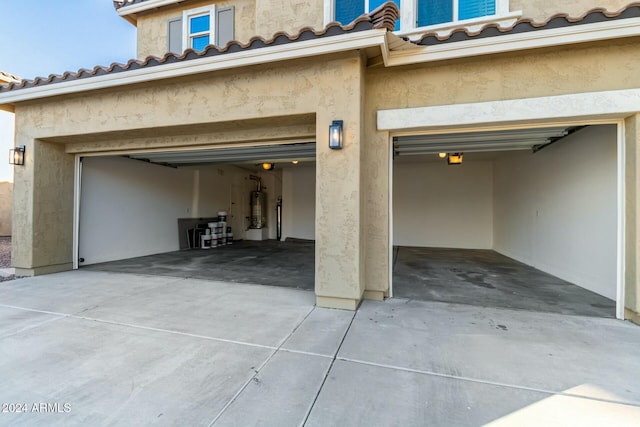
[261,162,274,171]
[9,145,25,166]
[438,152,447,159]
[329,120,343,150]
[447,153,463,165]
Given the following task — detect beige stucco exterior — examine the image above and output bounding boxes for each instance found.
[12,52,367,308]
[510,0,632,20]
[4,1,640,317]
[625,113,640,323]
[0,182,12,236]
[133,0,637,60]
[136,0,257,58]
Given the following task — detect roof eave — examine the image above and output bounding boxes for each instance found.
[386,16,640,67]
[116,0,189,23]
[0,28,389,106]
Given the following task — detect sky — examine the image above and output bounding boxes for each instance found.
[0,0,137,181]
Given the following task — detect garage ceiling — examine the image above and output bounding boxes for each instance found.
[394,126,583,156]
[125,142,316,167]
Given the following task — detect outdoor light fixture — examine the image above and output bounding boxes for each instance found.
[329,120,343,150]
[447,153,463,165]
[438,152,447,159]
[292,160,299,165]
[262,162,274,171]
[9,145,25,166]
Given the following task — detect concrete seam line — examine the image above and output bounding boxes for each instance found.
[0,315,70,341]
[336,357,640,409]
[277,347,334,359]
[70,314,278,350]
[300,309,358,427]
[207,306,318,426]
[0,303,73,317]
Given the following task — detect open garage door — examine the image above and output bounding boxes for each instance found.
[76,142,317,290]
[392,125,618,317]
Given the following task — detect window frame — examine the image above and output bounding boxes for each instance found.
[324,0,515,35]
[182,5,216,51]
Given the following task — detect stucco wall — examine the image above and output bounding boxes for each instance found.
[282,164,315,241]
[511,0,631,21]
[136,0,257,58]
[13,52,366,306]
[255,0,323,40]
[493,125,617,299]
[393,160,493,249]
[625,114,640,317]
[0,182,12,236]
[132,0,634,58]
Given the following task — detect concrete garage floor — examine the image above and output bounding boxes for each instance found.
[87,243,615,318]
[84,240,315,290]
[0,271,639,426]
[393,247,616,318]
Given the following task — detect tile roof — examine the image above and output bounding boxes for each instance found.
[0,71,20,83]
[416,3,640,46]
[113,0,153,10]
[0,2,399,94]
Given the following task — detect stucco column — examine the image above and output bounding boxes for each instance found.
[624,114,640,324]
[314,56,366,310]
[12,132,75,276]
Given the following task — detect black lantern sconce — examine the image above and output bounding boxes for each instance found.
[9,145,25,166]
[329,120,343,150]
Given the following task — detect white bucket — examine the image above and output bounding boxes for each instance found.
[201,235,211,249]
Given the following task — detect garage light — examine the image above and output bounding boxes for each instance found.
[448,153,463,165]
[329,120,343,150]
[438,152,447,159]
[262,163,274,171]
[9,145,25,166]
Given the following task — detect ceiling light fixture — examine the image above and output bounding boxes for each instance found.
[292,160,299,165]
[262,163,274,171]
[447,153,463,165]
[438,152,447,159]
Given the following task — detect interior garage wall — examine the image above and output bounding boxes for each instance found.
[282,164,315,240]
[493,125,617,299]
[393,161,493,249]
[79,156,193,265]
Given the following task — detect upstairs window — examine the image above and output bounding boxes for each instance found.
[418,0,495,27]
[334,0,401,30]
[328,0,509,33]
[167,5,235,54]
[188,10,213,50]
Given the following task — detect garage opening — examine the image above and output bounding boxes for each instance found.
[392,124,617,317]
[77,142,317,290]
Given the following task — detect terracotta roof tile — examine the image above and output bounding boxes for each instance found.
[0,71,20,83]
[0,2,399,94]
[113,0,152,10]
[415,2,640,46]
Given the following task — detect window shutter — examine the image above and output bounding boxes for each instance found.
[216,6,235,47]
[167,17,183,53]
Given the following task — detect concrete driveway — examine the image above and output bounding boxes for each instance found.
[0,271,639,426]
